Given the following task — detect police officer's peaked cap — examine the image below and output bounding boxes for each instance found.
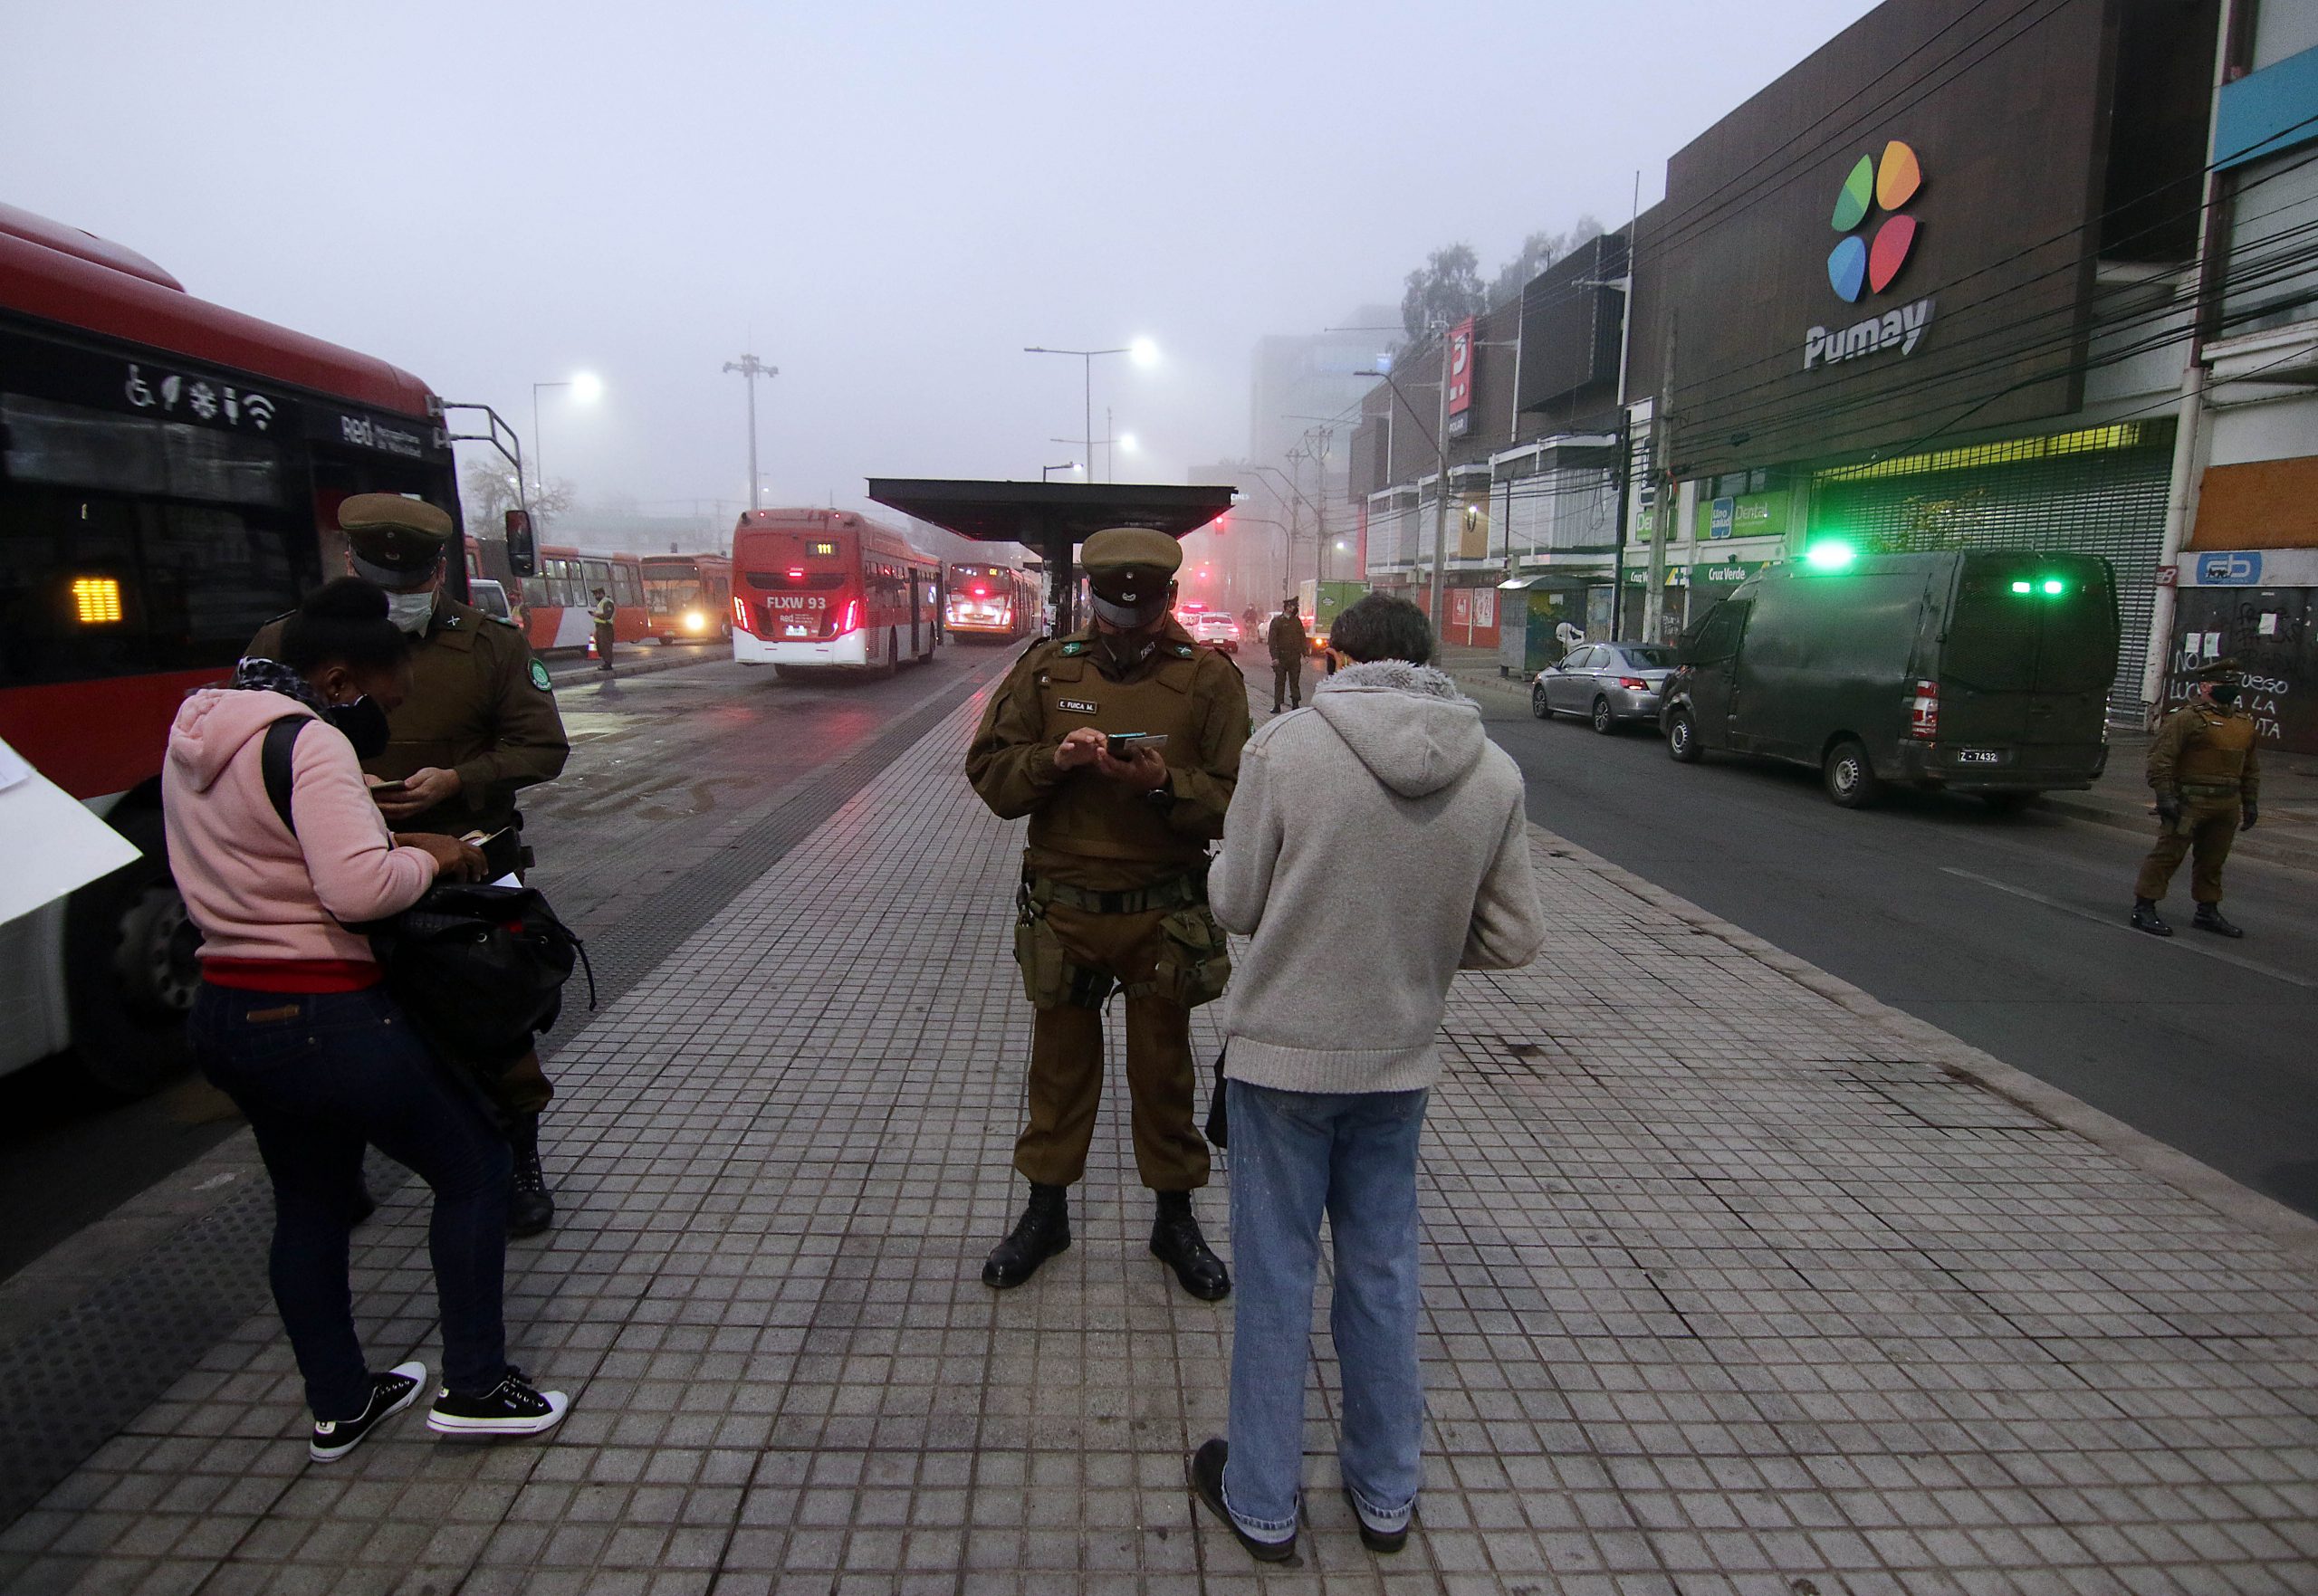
[340,494,453,577]
[2186,656,2239,681]
[1080,526,1181,589]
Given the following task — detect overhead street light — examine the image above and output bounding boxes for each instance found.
[723,354,779,511]
[531,373,603,499]
[1026,340,1158,486]
[1042,461,1081,481]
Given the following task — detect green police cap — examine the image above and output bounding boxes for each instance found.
[340,493,453,579]
[1081,526,1181,581]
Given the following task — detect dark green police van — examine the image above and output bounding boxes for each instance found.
[1660,549,2118,809]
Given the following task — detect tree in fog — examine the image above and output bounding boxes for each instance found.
[463,461,574,528]
[1488,215,1608,308]
[1399,244,1488,339]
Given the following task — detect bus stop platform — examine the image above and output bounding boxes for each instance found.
[5,685,2318,1595]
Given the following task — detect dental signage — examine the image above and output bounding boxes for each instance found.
[1803,139,1935,371]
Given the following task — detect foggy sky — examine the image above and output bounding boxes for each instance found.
[5,0,1880,522]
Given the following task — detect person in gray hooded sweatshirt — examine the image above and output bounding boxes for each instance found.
[1186,591,1545,1563]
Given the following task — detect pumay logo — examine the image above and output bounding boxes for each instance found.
[1804,139,1931,370]
[1805,300,1934,368]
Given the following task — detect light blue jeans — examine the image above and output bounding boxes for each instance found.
[1222,1079,1429,1542]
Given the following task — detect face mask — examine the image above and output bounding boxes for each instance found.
[387,590,437,635]
[322,695,392,760]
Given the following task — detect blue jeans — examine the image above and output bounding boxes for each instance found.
[189,983,512,1420]
[1223,1079,1428,1541]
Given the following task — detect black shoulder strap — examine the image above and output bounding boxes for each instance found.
[261,717,308,836]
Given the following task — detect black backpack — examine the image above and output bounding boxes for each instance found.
[261,717,592,1070]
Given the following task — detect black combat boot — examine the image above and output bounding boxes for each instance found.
[2192,903,2245,939]
[1151,1190,1231,1301]
[508,1116,555,1239]
[2131,898,2173,938]
[983,1181,1070,1288]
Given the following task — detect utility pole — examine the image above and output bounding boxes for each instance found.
[1306,426,1335,588]
[1644,312,1676,643]
[1429,319,1451,629]
[722,354,777,511]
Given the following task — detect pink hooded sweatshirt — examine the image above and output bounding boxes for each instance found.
[163,688,436,970]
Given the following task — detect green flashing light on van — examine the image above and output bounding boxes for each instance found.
[2008,578,2072,597]
[1803,539,1859,571]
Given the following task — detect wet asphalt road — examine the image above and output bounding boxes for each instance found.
[1486,694,2318,1220]
[0,643,1011,1281]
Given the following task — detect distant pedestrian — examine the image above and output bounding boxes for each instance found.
[589,588,617,672]
[1188,592,1545,1563]
[2133,670,2260,938]
[167,578,571,1461]
[1266,598,1308,712]
[1556,619,1585,654]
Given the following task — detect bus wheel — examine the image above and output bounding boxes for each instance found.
[1824,739,1880,808]
[62,809,196,1096]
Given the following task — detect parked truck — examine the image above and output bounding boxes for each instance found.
[1295,579,1367,655]
[1659,547,2119,809]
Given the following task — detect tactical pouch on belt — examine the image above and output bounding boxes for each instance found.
[1014,882,1112,1009]
[1150,903,1232,1008]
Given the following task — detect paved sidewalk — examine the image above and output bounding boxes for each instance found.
[6,684,2318,1594]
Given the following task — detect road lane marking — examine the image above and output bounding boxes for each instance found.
[1940,867,2318,989]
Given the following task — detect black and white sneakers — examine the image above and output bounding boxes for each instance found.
[309,1362,426,1464]
[426,1366,570,1438]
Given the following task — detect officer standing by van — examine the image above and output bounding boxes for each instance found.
[2132,667,2261,939]
[965,528,1250,1300]
[248,495,573,1234]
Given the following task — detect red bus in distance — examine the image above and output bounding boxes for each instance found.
[640,552,733,643]
[944,560,1040,642]
[522,545,648,654]
[732,509,939,677]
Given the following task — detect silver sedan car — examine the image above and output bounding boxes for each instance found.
[1532,642,1680,732]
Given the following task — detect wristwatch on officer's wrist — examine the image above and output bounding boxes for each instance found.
[1143,777,1176,811]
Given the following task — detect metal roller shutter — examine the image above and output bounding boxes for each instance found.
[1809,422,2175,712]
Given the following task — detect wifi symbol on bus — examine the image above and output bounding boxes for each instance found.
[243,393,278,431]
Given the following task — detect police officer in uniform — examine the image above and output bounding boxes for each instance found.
[589,588,617,674]
[2133,668,2261,939]
[250,495,573,1234]
[1266,599,1307,714]
[965,528,1250,1299]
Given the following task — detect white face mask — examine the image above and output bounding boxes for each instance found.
[387,590,436,635]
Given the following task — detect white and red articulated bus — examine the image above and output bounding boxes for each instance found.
[520,544,649,653]
[731,509,939,677]
[0,202,465,1091]
[943,559,1040,643]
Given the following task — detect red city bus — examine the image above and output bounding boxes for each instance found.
[731,508,939,676]
[640,552,733,643]
[944,559,1041,642]
[520,545,649,653]
[0,202,463,1091]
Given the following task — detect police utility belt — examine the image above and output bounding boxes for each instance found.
[1020,871,1207,916]
[2178,779,2242,798]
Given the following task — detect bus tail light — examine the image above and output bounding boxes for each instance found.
[837,598,862,636]
[1907,679,1940,740]
[732,596,753,634]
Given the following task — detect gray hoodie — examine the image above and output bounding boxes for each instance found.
[1210,660,1546,1094]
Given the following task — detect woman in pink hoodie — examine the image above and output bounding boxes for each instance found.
[165,578,570,1462]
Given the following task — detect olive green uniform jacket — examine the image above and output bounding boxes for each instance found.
[965,622,1250,891]
[246,597,570,838]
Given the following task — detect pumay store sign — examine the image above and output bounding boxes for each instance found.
[1802,139,1934,371]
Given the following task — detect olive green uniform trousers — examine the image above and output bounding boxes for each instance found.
[2135,793,2241,904]
[1015,897,1210,1192]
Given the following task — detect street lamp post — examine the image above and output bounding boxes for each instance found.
[530,373,603,501]
[723,354,778,511]
[1025,340,1156,485]
[1041,461,1080,482]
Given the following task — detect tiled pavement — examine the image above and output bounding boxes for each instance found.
[6,684,2318,1595]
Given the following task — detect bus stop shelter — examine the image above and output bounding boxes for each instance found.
[866,479,1236,633]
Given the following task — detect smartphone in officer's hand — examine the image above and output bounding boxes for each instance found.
[367,779,409,802]
[1106,732,1170,760]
